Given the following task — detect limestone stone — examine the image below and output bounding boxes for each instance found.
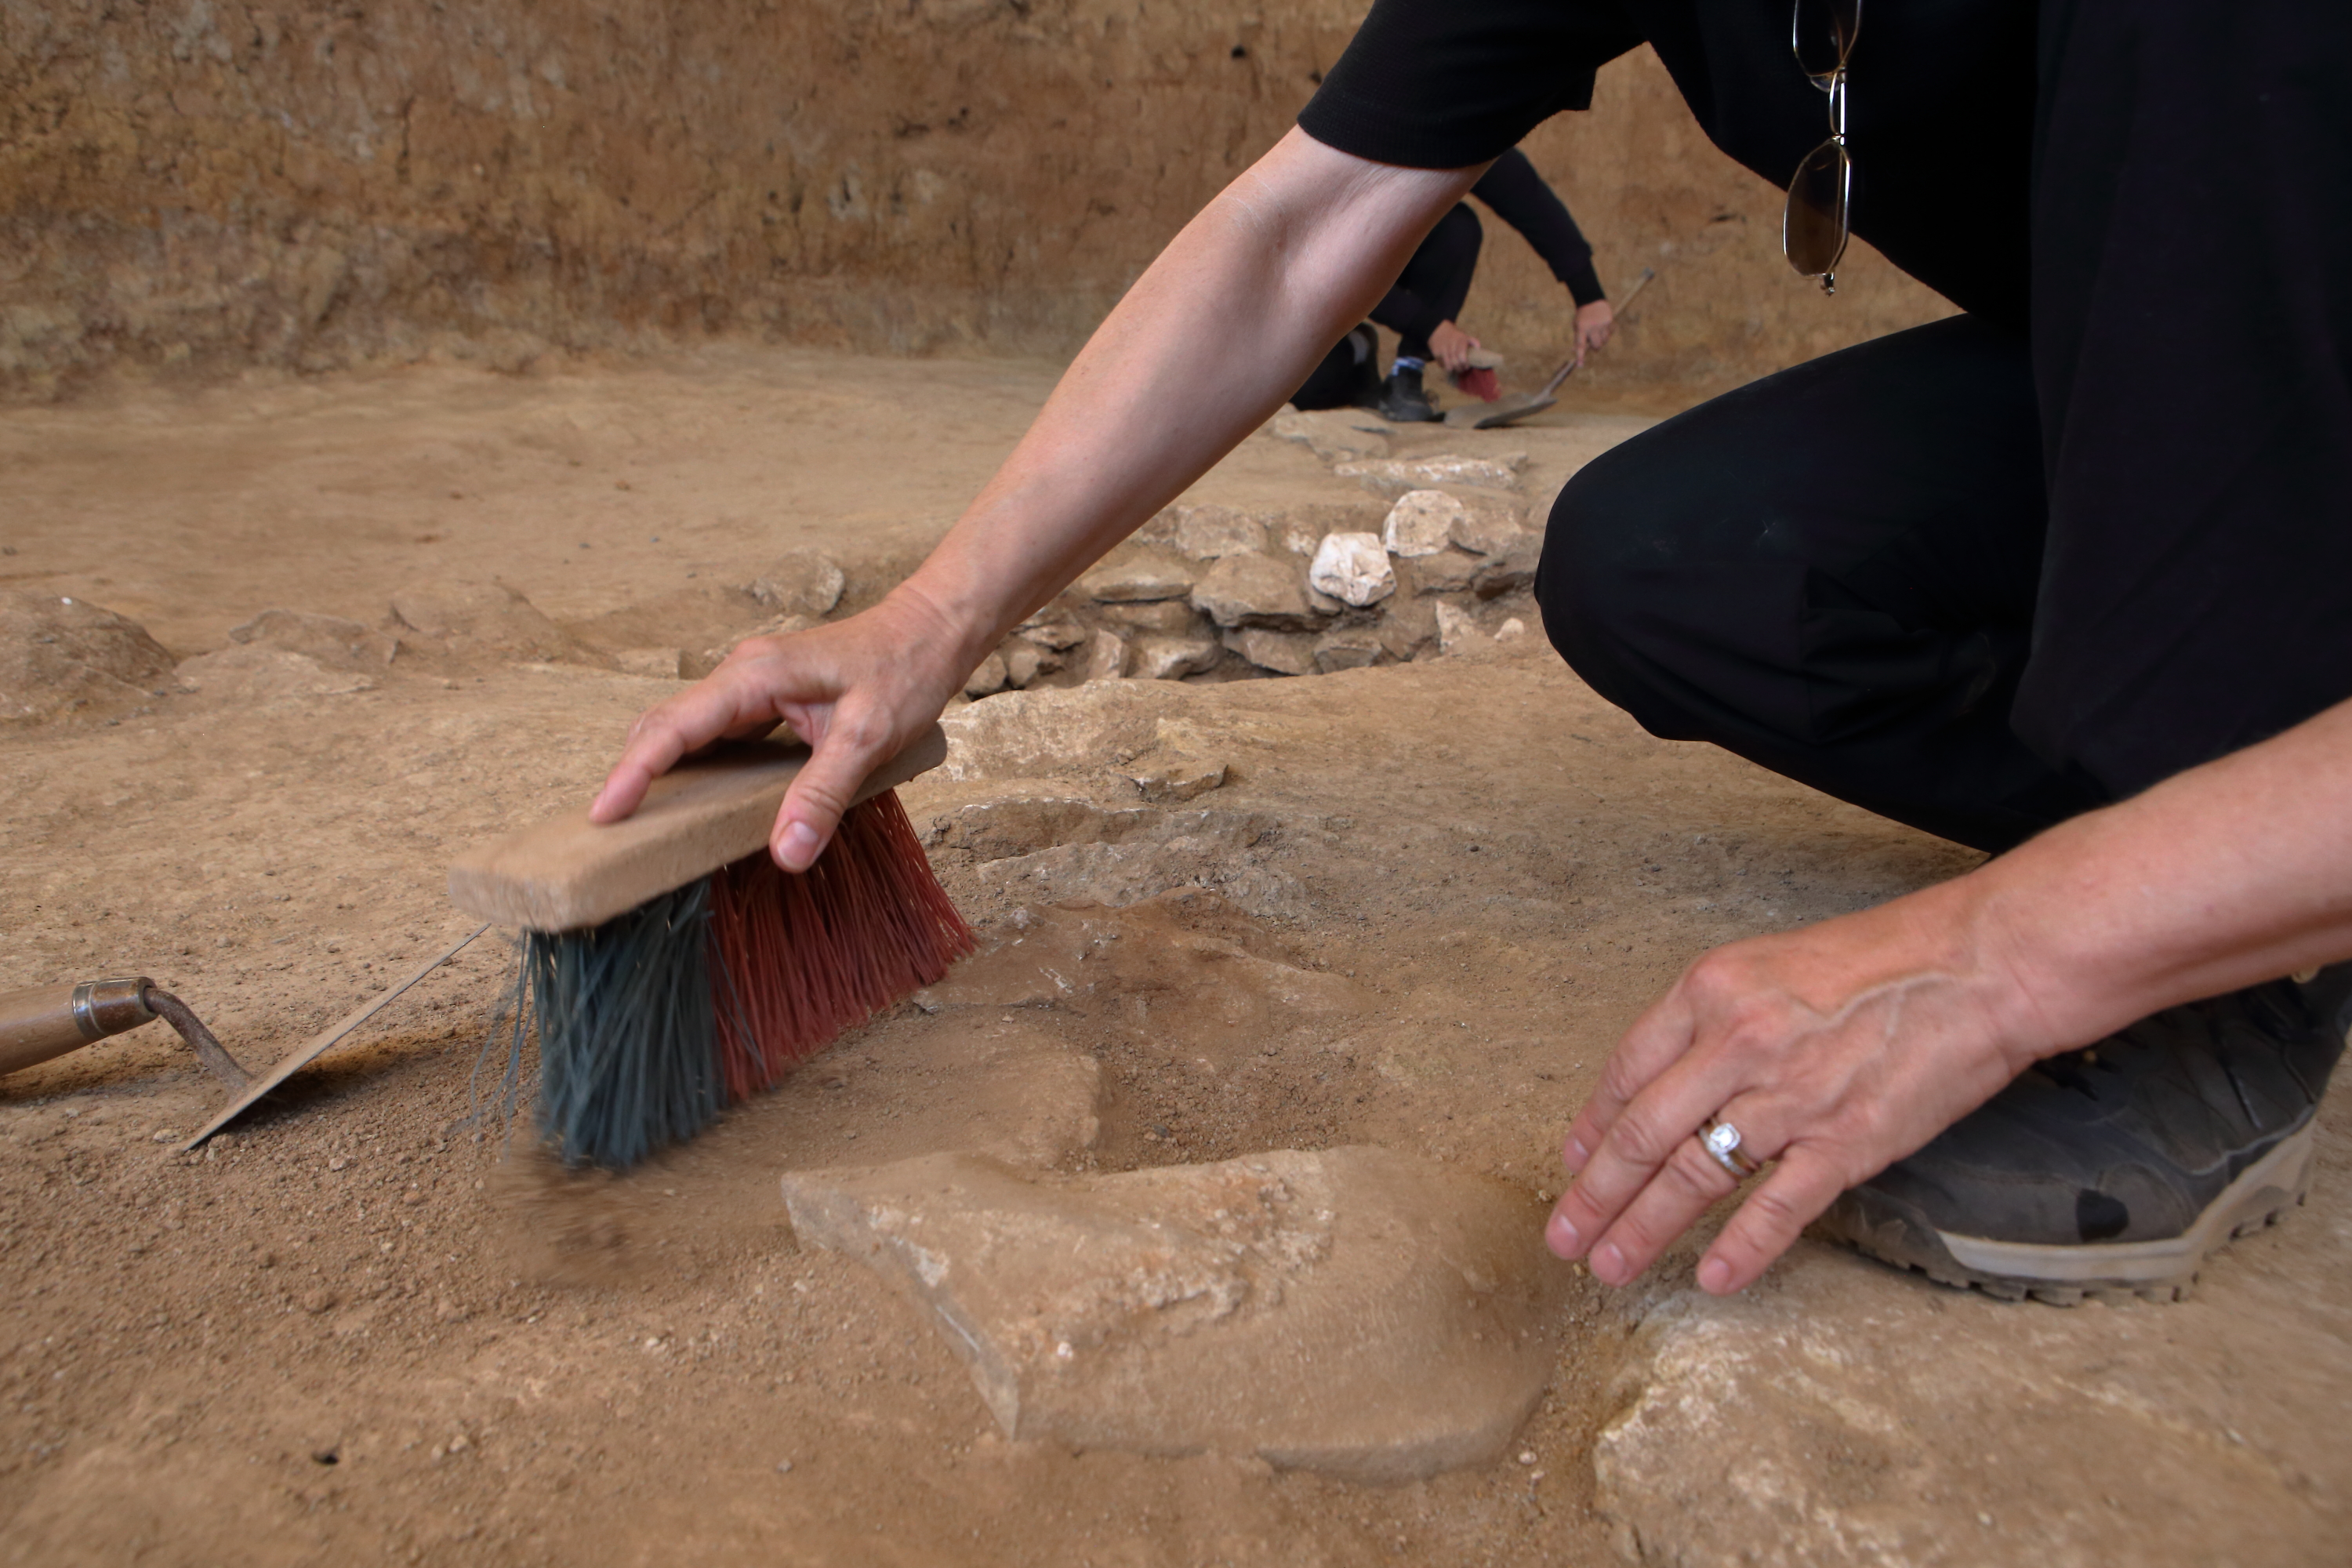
[1334,453,1526,499]
[1267,408,1393,463]
[1595,1241,2352,1567]
[1376,597,1439,661]
[750,549,846,618]
[967,819,1308,921]
[389,578,595,664]
[0,590,174,724]
[227,608,398,670]
[1170,505,1268,561]
[1098,598,1206,635]
[1077,628,1130,682]
[1272,501,1392,557]
[935,677,1174,782]
[1189,551,1319,631]
[1398,549,1481,596]
[1307,533,1396,608]
[1494,617,1529,642]
[1015,617,1090,652]
[174,646,375,701]
[1472,532,1544,599]
[1223,627,1318,677]
[1381,490,1464,557]
[1436,602,1494,658]
[964,651,1009,698]
[1001,641,1048,688]
[1077,548,1196,604]
[1313,630,1385,673]
[613,647,684,678]
[1446,497,1530,558]
[780,1146,1565,1482]
[1130,633,1221,681]
[1117,750,1228,803]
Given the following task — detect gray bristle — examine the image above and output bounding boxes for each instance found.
[495,880,730,1169]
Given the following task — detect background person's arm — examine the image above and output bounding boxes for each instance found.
[1545,692,2352,1294]
[1470,147,1614,363]
[592,129,1483,868]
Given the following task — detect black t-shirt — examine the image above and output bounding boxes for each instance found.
[1298,0,2038,327]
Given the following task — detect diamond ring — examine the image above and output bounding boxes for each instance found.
[1700,1116,1764,1178]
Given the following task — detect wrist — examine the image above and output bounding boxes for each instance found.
[874,575,1002,693]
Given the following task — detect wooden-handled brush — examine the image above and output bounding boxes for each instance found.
[448,725,973,1169]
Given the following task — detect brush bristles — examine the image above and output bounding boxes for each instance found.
[503,789,975,1168]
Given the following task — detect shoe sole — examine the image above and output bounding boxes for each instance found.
[1812,1120,2314,1306]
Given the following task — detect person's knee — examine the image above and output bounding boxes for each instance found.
[1536,449,1654,683]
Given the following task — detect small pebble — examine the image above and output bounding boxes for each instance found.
[1517,1450,1537,1466]
[150,1131,176,1143]
[328,1156,349,1171]
[775,1460,793,1474]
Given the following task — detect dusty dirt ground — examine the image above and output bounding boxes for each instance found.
[2,353,2347,1566]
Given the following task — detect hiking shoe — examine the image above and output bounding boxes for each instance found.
[1377,364,1440,423]
[1813,964,2350,1305]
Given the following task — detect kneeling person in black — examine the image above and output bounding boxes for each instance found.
[592,0,2352,1306]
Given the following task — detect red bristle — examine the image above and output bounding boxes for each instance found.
[707,789,975,1101]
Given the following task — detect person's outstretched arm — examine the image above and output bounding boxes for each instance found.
[590,129,1483,868]
[1471,147,1614,362]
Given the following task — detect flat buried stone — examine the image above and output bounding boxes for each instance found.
[782,1145,1567,1483]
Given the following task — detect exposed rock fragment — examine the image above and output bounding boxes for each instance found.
[1077,628,1130,682]
[1446,498,1531,558]
[964,651,1009,697]
[1267,408,1393,463]
[614,647,684,678]
[175,646,376,700]
[0,590,174,724]
[1334,453,1526,499]
[1398,550,1481,595]
[1189,551,1319,630]
[1376,597,1439,661]
[1471,532,1544,599]
[1129,633,1221,681]
[389,579,596,664]
[781,1146,1566,1482]
[1001,641,1049,688]
[1381,490,1465,557]
[1312,630,1385,673]
[750,549,846,618]
[1077,548,1196,604]
[1169,505,1268,561]
[935,678,1172,782]
[227,608,398,670]
[1436,601,1494,658]
[1307,533,1396,608]
[1016,617,1090,652]
[1117,747,1227,802]
[1099,599,1206,635]
[1222,627,1317,677]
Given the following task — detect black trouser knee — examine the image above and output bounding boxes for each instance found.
[1537,315,2107,854]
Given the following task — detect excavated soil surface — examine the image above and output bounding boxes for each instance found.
[2,353,2347,1567]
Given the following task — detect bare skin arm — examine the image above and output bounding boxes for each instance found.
[1546,694,2352,1294]
[590,129,1481,869]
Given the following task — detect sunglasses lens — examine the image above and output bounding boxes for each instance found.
[1792,0,1861,80]
[1783,140,1850,278]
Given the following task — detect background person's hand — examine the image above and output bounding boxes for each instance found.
[1544,878,2045,1295]
[590,587,971,872]
[1573,299,1614,366]
[1427,319,1481,375]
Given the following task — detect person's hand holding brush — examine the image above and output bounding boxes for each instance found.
[593,130,1484,871]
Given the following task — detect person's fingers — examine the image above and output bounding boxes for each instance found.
[1581,1127,1748,1285]
[1559,985,1696,1174]
[1548,1042,1733,1262]
[590,673,790,823]
[1694,1144,1849,1294]
[769,706,898,871]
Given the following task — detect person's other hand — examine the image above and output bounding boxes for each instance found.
[589,587,971,872]
[1573,299,1615,366]
[1544,880,2043,1294]
[1428,319,1481,375]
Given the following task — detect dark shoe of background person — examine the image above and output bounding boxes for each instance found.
[1813,964,2351,1305]
[1377,364,1440,423]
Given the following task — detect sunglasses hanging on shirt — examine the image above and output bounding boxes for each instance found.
[1784,0,1860,294]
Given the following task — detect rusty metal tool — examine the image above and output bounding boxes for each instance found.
[1,977,252,1089]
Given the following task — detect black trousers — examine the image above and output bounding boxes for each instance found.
[1385,201,1483,362]
[1538,2,2352,855]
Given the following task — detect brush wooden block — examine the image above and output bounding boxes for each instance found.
[448,724,950,932]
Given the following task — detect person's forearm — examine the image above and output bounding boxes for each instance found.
[1955,696,2352,1062]
[891,130,1479,673]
